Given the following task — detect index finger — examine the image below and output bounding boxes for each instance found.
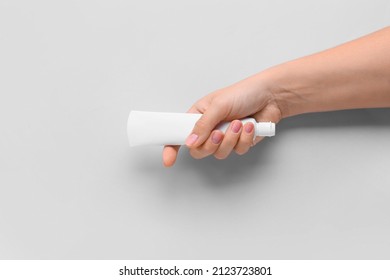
[162,106,202,167]
[185,99,229,148]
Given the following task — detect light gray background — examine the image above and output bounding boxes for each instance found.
[0,0,390,259]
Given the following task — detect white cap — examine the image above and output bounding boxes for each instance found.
[255,122,275,137]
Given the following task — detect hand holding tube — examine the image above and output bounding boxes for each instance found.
[163,26,390,167]
[162,77,282,166]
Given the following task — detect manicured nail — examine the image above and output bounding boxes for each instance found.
[185,133,198,146]
[245,122,254,134]
[212,132,223,144]
[231,120,242,133]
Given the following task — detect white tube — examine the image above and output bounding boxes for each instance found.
[127,111,275,147]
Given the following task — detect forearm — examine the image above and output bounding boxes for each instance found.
[163,27,390,166]
[260,26,390,118]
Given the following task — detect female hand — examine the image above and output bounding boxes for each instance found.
[162,74,283,167]
[163,27,390,167]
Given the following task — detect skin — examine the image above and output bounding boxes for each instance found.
[163,26,390,167]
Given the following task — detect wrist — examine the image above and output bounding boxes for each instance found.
[257,53,339,119]
[257,62,315,119]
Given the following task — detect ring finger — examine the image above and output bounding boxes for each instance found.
[214,120,242,159]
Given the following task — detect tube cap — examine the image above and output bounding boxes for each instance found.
[255,122,275,137]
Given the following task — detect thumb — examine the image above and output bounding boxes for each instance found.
[185,100,228,148]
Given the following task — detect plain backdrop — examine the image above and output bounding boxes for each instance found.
[0,0,390,259]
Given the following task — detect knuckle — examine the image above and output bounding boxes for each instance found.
[189,149,203,159]
[212,97,225,108]
[224,136,238,147]
[194,118,208,132]
[214,152,228,160]
[235,148,248,156]
[202,144,215,155]
[242,138,254,147]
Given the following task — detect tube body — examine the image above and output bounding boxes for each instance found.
[128,111,275,147]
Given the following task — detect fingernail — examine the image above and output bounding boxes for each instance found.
[245,122,254,134]
[231,120,242,133]
[212,132,223,144]
[185,133,198,146]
